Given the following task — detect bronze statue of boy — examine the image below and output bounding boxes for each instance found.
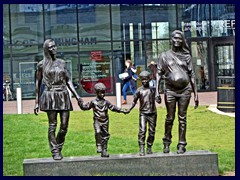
[79,82,128,157]
[126,71,157,156]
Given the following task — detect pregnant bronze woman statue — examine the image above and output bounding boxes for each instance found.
[155,30,199,154]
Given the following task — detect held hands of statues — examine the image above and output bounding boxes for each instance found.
[121,109,130,114]
[155,95,162,104]
[77,98,83,107]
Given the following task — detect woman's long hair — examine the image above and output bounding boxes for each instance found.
[42,39,54,87]
[171,30,190,54]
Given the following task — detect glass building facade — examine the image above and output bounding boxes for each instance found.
[3,4,235,99]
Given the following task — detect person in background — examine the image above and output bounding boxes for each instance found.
[148,61,157,92]
[199,66,206,89]
[121,59,136,105]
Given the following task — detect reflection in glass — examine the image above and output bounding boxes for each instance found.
[191,41,209,90]
[11,47,43,99]
[215,45,234,76]
[79,43,113,96]
[78,4,111,41]
[11,4,43,45]
[44,4,78,43]
[178,4,235,37]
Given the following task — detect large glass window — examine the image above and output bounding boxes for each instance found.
[2,3,236,98]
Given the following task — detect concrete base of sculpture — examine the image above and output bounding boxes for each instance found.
[23,150,219,176]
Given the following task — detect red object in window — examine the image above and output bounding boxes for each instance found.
[90,51,102,61]
[81,77,112,94]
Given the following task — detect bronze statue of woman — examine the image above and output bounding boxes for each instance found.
[155,30,199,154]
[34,39,82,160]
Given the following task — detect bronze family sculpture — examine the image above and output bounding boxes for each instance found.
[79,82,128,157]
[155,30,199,154]
[34,29,198,160]
[34,39,83,160]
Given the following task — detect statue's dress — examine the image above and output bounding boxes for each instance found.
[38,59,73,111]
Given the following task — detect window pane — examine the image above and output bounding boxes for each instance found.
[178,4,235,37]
[79,43,113,96]
[191,41,209,90]
[145,4,176,39]
[44,4,78,41]
[10,4,43,45]
[3,4,10,50]
[215,45,234,76]
[119,4,144,41]
[118,5,145,67]
[211,4,235,37]
[111,5,121,41]
[178,4,211,37]
[78,4,111,41]
[11,46,43,99]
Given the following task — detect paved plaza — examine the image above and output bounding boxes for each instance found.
[2,91,235,117]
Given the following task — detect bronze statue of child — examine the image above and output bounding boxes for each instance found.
[78,82,128,157]
[126,71,157,156]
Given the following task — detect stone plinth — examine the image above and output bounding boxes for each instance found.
[23,150,219,176]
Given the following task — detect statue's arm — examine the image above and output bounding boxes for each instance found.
[188,57,199,108]
[128,90,139,111]
[155,55,164,104]
[34,62,43,115]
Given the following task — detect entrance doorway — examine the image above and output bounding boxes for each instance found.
[187,36,235,91]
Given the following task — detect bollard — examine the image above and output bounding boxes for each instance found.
[116,83,121,108]
[16,88,22,114]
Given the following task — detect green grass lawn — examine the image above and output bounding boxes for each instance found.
[3,106,235,176]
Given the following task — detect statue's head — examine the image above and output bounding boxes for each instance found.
[43,39,56,59]
[170,30,190,53]
[94,83,106,99]
[139,71,150,87]
[139,71,150,79]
